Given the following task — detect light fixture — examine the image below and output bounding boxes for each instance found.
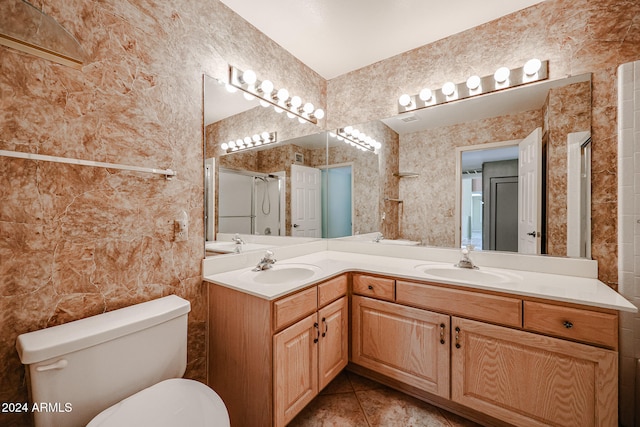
[220,132,277,154]
[333,128,381,154]
[397,59,548,114]
[229,65,323,125]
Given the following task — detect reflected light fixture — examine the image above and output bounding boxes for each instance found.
[220,131,277,153]
[398,59,548,114]
[229,65,325,125]
[333,127,382,154]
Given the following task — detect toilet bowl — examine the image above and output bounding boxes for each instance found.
[16,295,230,427]
[88,378,229,427]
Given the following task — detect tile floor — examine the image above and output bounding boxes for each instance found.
[288,371,483,427]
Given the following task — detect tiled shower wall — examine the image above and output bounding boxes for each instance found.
[618,59,640,427]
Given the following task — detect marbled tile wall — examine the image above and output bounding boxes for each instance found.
[0,1,324,426]
[398,110,542,246]
[544,81,592,256]
[327,0,640,287]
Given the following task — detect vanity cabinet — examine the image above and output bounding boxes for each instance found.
[451,316,617,427]
[349,273,618,427]
[208,273,348,427]
[273,296,348,426]
[351,295,450,397]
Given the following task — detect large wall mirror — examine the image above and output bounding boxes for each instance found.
[203,75,328,256]
[328,73,593,258]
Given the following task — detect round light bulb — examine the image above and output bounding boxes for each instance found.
[244,136,252,144]
[399,94,412,107]
[352,129,361,138]
[228,140,236,148]
[261,131,270,141]
[243,92,255,101]
[344,126,353,135]
[419,88,432,101]
[524,58,542,76]
[442,82,456,96]
[303,103,314,114]
[221,142,229,150]
[276,88,289,101]
[241,70,257,85]
[290,96,302,108]
[298,117,306,124]
[225,84,237,93]
[259,100,270,108]
[252,134,260,142]
[494,67,510,83]
[286,112,295,119]
[236,138,244,147]
[260,80,274,94]
[314,108,325,119]
[466,75,481,90]
[274,106,283,113]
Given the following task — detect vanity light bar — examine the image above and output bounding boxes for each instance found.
[331,127,382,153]
[398,59,549,114]
[228,66,324,125]
[220,132,277,154]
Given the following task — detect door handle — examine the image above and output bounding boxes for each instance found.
[526,231,536,237]
[293,224,299,228]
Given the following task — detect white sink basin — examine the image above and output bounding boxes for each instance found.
[415,264,522,285]
[240,264,321,285]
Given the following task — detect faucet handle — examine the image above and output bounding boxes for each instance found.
[264,250,275,261]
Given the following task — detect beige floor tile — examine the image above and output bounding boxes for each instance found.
[288,393,369,427]
[346,371,385,391]
[320,371,354,395]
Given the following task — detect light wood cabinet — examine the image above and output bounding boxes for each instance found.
[273,296,348,426]
[451,316,617,427]
[351,295,450,397]
[208,274,348,427]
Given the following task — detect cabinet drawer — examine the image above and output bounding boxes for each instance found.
[523,301,618,348]
[396,280,522,328]
[318,275,348,307]
[273,287,318,331]
[352,274,394,301]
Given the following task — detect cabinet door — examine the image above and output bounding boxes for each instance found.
[451,317,617,427]
[273,313,319,427]
[318,297,348,390]
[352,295,450,398]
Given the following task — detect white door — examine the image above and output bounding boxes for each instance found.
[518,127,542,254]
[291,164,321,237]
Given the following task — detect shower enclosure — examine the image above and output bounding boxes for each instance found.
[217,168,285,236]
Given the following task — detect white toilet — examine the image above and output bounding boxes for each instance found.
[16,295,230,427]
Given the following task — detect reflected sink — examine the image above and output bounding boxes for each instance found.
[240,263,321,285]
[415,264,522,285]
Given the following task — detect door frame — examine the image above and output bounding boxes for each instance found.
[454,140,520,249]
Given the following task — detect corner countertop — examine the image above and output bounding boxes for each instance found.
[203,250,637,312]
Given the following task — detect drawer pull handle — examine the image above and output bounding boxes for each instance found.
[322,317,328,337]
[314,322,320,343]
[455,327,461,349]
[439,323,445,344]
[563,321,573,329]
[368,285,373,290]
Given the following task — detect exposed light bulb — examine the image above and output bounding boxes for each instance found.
[303,103,314,114]
[241,70,257,85]
[252,134,260,142]
[344,126,353,135]
[259,100,270,108]
[260,80,274,94]
[466,75,481,90]
[228,140,236,148]
[399,94,412,107]
[524,58,542,76]
[352,129,361,138]
[221,142,229,150]
[244,136,252,144]
[286,112,295,119]
[261,131,270,141]
[494,67,510,83]
[276,88,289,101]
[442,82,456,96]
[290,96,302,108]
[225,84,238,93]
[243,92,255,101]
[419,88,432,101]
[314,108,325,120]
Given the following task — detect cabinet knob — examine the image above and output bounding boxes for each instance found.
[563,320,573,329]
[368,285,373,290]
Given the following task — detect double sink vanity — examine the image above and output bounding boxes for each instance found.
[203,240,636,427]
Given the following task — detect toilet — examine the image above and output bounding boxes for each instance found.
[16,295,230,427]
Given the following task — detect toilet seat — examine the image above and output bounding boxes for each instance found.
[87,378,230,427]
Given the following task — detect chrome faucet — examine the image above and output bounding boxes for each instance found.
[455,245,478,269]
[231,233,245,253]
[373,232,384,243]
[253,250,276,271]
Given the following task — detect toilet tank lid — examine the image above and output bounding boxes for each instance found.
[16,295,190,364]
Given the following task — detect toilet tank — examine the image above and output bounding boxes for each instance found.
[16,295,190,427]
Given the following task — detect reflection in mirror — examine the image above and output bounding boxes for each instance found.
[203,75,327,256]
[329,73,592,258]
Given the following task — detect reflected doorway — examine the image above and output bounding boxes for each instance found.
[322,164,353,238]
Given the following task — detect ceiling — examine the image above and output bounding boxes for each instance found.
[218,0,545,79]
